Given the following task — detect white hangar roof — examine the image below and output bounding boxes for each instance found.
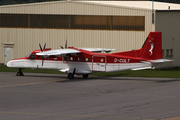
[80,1,180,10]
[0,1,180,11]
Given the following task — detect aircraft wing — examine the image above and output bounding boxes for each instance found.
[36,49,81,56]
[80,48,115,53]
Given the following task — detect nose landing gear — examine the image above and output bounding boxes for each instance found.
[16,68,24,76]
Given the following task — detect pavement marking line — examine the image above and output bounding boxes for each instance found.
[107,93,176,98]
[0,111,154,120]
[159,116,180,120]
[0,79,67,88]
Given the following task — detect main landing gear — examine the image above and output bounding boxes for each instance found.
[82,74,89,78]
[68,73,74,79]
[67,68,89,79]
[67,73,89,79]
[16,68,24,76]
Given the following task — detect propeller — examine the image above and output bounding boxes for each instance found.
[42,56,45,66]
[39,43,46,66]
[65,39,67,49]
[61,39,67,49]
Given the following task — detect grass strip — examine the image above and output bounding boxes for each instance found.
[0,65,179,78]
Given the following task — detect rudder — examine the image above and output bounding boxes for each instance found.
[139,31,162,60]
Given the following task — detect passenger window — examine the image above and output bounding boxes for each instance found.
[85,58,89,62]
[101,59,104,63]
[78,58,82,61]
[70,57,73,61]
[64,57,68,61]
[54,58,57,60]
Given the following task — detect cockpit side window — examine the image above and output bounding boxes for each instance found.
[30,54,35,60]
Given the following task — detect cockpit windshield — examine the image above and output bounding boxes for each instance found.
[27,53,32,58]
[142,37,148,48]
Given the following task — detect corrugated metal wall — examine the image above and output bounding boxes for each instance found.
[155,11,180,68]
[0,1,154,64]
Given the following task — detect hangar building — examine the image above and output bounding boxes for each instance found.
[0,1,180,68]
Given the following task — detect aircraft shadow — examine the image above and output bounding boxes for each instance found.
[23,75,65,79]
[56,75,180,83]
[19,73,180,83]
[92,76,180,83]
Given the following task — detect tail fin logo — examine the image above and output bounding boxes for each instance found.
[149,41,154,56]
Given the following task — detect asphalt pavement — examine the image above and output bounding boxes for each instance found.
[0,72,180,120]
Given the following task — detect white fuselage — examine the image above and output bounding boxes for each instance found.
[7,59,152,74]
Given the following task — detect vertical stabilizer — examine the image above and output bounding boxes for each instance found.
[138,31,162,60]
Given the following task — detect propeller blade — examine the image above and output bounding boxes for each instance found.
[42,56,45,66]
[61,46,64,49]
[42,59,44,66]
[65,39,67,49]
[43,43,46,51]
[39,43,43,52]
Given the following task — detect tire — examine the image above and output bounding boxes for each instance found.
[82,74,89,78]
[17,72,21,76]
[68,73,74,79]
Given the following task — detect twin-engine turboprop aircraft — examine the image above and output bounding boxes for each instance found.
[7,31,171,79]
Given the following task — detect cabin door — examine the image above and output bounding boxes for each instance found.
[92,56,106,72]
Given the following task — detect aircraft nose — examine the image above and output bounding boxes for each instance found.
[7,60,13,67]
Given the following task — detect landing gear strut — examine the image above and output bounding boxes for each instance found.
[16,68,24,76]
[67,68,76,79]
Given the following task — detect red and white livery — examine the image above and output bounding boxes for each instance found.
[7,31,171,79]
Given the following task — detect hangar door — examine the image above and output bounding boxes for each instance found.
[4,47,13,65]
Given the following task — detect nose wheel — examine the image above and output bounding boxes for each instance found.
[16,68,24,76]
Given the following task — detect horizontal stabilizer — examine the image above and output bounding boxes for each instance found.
[140,59,173,64]
[147,59,173,63]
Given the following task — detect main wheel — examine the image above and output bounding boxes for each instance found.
[68,73,74,79]
[82,74,89,78]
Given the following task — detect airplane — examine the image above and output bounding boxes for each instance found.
[7,31,172,79]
